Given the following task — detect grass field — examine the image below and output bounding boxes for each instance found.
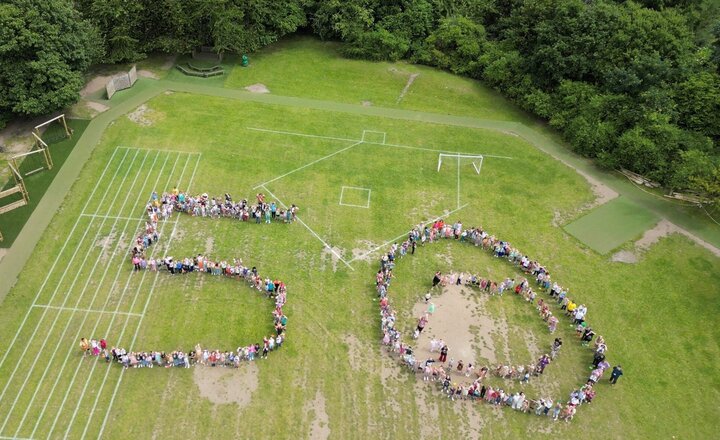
[0,38,719,440]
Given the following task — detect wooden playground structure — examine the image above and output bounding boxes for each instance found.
[0,114,72,240]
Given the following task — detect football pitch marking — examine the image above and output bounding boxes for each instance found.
[347,203,469,264]
[361,130,386,144]
[252,140,363,190]
[339,186,371,209]
[246,126,514,159]
[261,184,355,271]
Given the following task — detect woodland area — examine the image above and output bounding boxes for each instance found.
[1,0,719,198]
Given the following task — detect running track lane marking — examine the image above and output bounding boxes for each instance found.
[0,147,122,373]
[0,148,134,419]
[1,150,150,436]
[44,152,189,439]
[87,153,200,440]
[24,151,175,438]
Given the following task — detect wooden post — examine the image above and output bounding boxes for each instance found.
[60,114,71,138]
[43,144,53,169]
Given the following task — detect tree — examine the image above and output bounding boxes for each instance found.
[0,0,101,116]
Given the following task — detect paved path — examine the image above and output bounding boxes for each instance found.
[1,76,717,302]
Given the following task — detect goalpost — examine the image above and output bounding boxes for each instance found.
[437,153,484,175]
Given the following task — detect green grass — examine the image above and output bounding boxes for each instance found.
[0,119,89,247]
[226,36,530,121]
[564,196,661,254]
[0,39,719,440]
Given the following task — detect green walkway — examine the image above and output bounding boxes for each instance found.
[1,76,718,302]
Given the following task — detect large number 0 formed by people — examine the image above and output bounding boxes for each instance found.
[375,220,613,422]
[98,191,293,368]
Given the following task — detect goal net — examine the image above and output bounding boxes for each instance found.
[437,153,483,175]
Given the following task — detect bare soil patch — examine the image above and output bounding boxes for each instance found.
[320,245,345,272]
[138,69,159,79]
[412,284,506,366]
[80,75,111,98]
[396,73,419,104]
[637,219,720,258]
[193,363,259,406]
[610,250,639,264]
[361,100,372,107]
[127,104,164,127]
[308,390,330,439]
[244,83,270,94]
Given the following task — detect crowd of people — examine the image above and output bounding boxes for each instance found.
[79,190,292,370]
[149,190,299,223]
[376,219,622,421]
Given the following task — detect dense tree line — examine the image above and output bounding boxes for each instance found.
[1,0,718,199]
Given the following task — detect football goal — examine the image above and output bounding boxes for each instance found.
[437,153,484,175]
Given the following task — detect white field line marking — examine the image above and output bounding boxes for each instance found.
[0,148,133,416]
[31,305,143,318]
[4,150,151,436]
[347,203,469,264]
[246,127,358,143]
[19,151,168,438]
[0,436,34,440]
[361,130,387,144]
[248,126,514,158]
[0,147,122,373]
[119,146,202,156]
[396,73,419,104]
[42,152,183,439]
[262,185,354,271]
[338,186,371,209]
[79,213,178,223]
[252,141,363,190]
[91,154,200,440]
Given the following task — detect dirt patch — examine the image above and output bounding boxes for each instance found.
[193,363,259,406]
[361,100,372,107]
[344,334,365,372]
[138,69,159,79]
[396,73,419,104]
[637,219,720,258]
[87,101,109,114]
[308,390,330,439]
[244,83,270,94]
[412,284,505,366]
[80,75,111,98]
[351,239,380,263]
[320,246,346,272]
[610,250,638,264]
[127,104,164,127]
[204,236,215,255]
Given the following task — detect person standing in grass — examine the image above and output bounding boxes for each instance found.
[610,365,623,384]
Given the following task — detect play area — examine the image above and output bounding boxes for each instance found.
[0,38,718,440]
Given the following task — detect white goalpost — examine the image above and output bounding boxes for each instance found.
[437,153,484,175]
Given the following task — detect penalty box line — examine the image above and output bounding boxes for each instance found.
[347,203,469,264]
[260,185,354,271]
